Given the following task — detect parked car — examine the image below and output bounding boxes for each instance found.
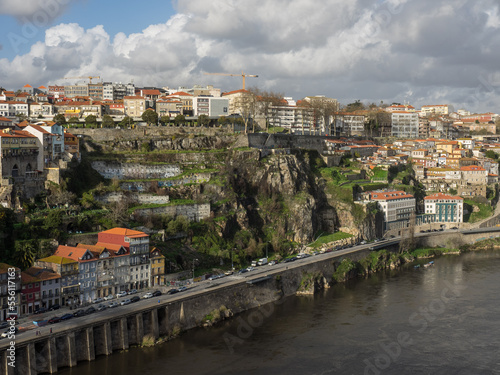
[0,322,8,329]
[85,307,96,315]
[60,313,73,321]
[34,307,48,314]
[128,289,138,295]
[96,304,107,311]
[73,309,85,317]
[142,292,153,299]
[246,267,255,272]
[224,270,234,276]
[152,290,162,297]
[177,286,188,292]
[130,296,140,303]
[93,298,104,304]
[238,268,248,274]
[116,291,127,298]
[167,288,179,295]
[48,316,61,324]
[1,327,17,338]
[108,301,120,308]
[104,294,115,301]
[268,260,278,266]
[121,299,132,306]
[49,304,60,311]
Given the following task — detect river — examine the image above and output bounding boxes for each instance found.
[59,251,500,375]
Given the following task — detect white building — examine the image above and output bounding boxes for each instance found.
[391,112,419,138]
[424,193,463,223]
[365,190,416,230]
[420,104,455,117]
[192,96,229,117]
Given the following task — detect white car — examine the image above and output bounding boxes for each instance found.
[142,292,153,299]
[116,291,127,298]
[104,294,114,301]
[108,301,120,308]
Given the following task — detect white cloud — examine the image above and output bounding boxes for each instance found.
[0,0,76,23]
[1,0,500,112]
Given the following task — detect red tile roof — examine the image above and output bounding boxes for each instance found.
[99,228,148,238]
[369,190,414,201]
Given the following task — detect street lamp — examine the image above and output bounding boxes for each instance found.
[192,259,198,280]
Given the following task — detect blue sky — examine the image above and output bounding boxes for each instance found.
[1,0,500,113]
[0,0,177,59]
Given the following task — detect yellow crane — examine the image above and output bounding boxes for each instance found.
[63,76,101,84]
[204,71,258,90]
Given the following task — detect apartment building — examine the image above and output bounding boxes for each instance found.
[98,228,150,290]
[424,193,463,224]
[123,96,146,117]
[192,96,229,117]
[421,104,455,116]
[0,264,21,321]
[364,190,416,230]
[391,112,419,138]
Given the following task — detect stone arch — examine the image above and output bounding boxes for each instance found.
[26,163,32,172]
[12,164,19,177]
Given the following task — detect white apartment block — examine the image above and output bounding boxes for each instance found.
[193,97,229,117]
[421,104,455,117]
[391,112,419,138]
[365,190,416,230]
[424,193,463,223]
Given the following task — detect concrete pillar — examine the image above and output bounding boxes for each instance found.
[103,322,113,355]
[135,313,144,344]
[2,347,18,375]
[84,327,95,362]
[119,318,129,350]
[25,343,37,375]
[150,309,159,339]
[67,332,77,368]
[47,337,58,373]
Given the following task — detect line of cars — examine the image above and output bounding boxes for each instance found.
[45,290,163,325]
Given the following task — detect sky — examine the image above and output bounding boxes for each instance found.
[1,0,500,113]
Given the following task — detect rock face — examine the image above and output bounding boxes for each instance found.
[219,150,380,244]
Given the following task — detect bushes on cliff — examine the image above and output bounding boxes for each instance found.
[333,258,358,283]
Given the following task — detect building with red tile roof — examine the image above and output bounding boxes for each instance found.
[424,193,463,224]
[363,190,416,231]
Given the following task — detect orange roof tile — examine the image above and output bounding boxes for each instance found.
[100,228,148,238]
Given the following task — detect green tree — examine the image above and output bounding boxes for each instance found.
[485,150,499,160]
[68,117,80,127]
[53,113,67,125]
[102,115,115,128]
[198,114,209,127]
[119,116,134,128]
[160,115,171,126]
[218,116,228,128]
[85,115,97,127]
[174,114,186,127]
[142,109,159,126]
[14,240,38,270]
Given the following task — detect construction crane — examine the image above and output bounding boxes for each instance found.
[63,76,101,84]
[204,71,258,90]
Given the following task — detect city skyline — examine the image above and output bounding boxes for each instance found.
[1,0,500,112]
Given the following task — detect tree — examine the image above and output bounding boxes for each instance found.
[16,113,28,122]
[141,109,159,126]
[68,117,80,127]
[14,240,38,270]
[160,115,171,126]
[345,100,365,112]
[102,115,115,128]
[198,114,209,127]
[85,115,97,127]
[218,116,228,128]
[53,114,67,125]
[485,150,499,160]
[119,116,134,128]
[174,114,186,127]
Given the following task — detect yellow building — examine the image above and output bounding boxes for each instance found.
[149,247,165,287]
